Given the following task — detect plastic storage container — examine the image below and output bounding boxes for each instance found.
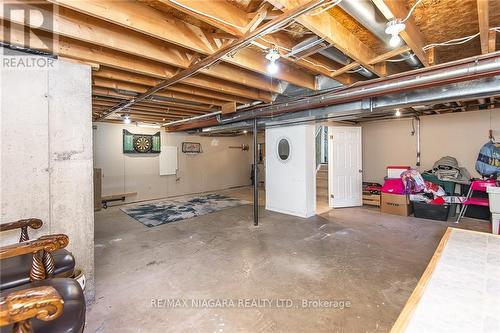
[486,186,500,214]
[387,165,410,179]
[421,172,456,195]
[413,201,451,221]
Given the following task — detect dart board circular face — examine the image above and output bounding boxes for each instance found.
[133,136,152,153]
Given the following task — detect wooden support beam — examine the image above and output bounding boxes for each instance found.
[488,30,497,53]
[372,0,429,66]
[91,77,227,107]
[160,0,248,36]
[157,0,316,89]
[368,46,411,65]
[92,99,207,116]
[96,0,326,120]
[1,21,278,99]
[92,87,215,112]
[427,48,438,66]
[269,0,386,76]
[93,101,203,117]
[48,0,317,90]
[93,68,255,104]
[221,101,237,114]
[477,0,490,54]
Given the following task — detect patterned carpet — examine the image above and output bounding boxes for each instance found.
[121,194,250,227]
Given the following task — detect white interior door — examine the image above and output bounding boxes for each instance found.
[328,126,362,208]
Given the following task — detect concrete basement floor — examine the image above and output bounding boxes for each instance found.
[87,187,490,332]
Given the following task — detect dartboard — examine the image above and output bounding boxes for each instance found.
[133,136,152,153]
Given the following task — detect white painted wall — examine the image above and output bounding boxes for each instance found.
[265,124,316,218]
[93,122,253,203]
[362,109,500,183]
[1,55,94,301]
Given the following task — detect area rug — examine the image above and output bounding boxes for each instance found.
[121,194,250,227]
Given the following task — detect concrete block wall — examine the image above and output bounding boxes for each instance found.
[1,53,95,301]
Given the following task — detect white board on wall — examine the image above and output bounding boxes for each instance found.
[159,145,177,175]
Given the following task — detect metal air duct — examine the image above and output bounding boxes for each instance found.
[338,0,421,68]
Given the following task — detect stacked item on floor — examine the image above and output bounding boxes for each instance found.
[487,186,500,234]
[362,182,382,206]
[402,169,454,221]
[380,167,413,216]
[424,156,474,219]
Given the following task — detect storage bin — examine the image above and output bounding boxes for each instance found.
[421,172,456,195]
[486,186,500,214]
[413,201,450,221]
[387,165,410,179]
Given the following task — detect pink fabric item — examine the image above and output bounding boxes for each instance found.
[382,178,405,194]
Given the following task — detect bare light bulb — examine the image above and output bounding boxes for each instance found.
[267,60,279,75]
[395,109,401,117]
[123,115,131,124]
[389,34,401,47]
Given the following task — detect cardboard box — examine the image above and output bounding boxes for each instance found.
[381,193,413,216]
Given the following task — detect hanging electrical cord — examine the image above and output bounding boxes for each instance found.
[402,0,423,22]
[422,26,500,51]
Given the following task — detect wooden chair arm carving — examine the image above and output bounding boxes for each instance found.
[0,219,43,243]
[0,235,69,261]
[0,235,69,281]
[0,286,64,332]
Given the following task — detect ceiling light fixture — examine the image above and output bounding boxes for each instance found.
[265,47,280,75]
[395,109,401,117]
[123,114,131,124]
[385,19,405,48]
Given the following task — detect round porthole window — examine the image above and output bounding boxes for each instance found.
[277,138,291,161]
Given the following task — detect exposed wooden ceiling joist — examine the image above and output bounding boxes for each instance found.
[92,77,227,107]
[93,68,257,104]
[372,0,429,66]
[1,1,278,100]
[47,0,317,90]
[97,0,327,120]
[159,0,361,86]
[92,87,216,112]
[1,20,277,99]
[477,0,490,54]
[268,0,387,77]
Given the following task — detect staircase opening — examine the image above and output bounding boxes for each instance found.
[315,125,329,214]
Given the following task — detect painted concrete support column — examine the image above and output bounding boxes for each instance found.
[1,51,95,301]
[265,124,316,218]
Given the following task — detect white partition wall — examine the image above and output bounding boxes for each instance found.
[265,124,316,218]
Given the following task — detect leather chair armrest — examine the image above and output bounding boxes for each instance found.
[0,235,69,260]
[0,219,43,243]
[0,286,64,330]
